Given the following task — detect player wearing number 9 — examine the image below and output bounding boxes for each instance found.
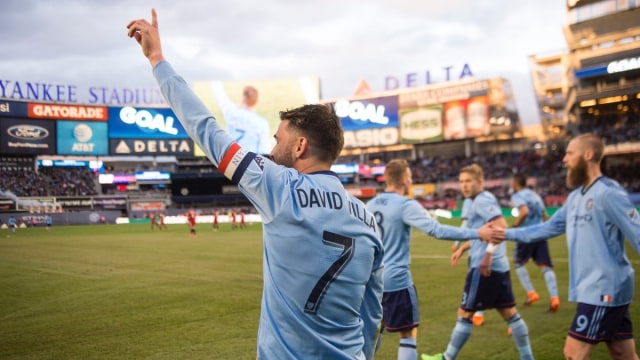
[127,9,383,360]
[504,134,640,360]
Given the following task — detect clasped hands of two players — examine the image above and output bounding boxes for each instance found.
[477,222,507,277]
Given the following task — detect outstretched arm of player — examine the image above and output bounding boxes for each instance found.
[404,201,504,242]
[504,205,567,243]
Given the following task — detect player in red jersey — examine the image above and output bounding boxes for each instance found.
[187,209,197,237]
[158,212,168,230]
[150,212,158,230]
[212,210,219,232]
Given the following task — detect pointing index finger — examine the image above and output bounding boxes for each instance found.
[151,8,158,28]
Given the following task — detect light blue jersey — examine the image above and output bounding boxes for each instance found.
[460,197,472,228]
[466,191,509,272]
[506,177,640,306]
[154,62,384,359]
[367,192,480,292]
[511,188,546,227]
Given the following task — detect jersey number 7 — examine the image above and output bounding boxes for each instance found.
[304,231,355,314]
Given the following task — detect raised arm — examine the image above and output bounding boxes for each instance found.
[127,9,165,67]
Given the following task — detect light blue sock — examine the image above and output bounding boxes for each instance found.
[507,313,534,360]
[398,337,417,360]
[444,317,472,360]
[542,267,558,298]
[515,264,534,292]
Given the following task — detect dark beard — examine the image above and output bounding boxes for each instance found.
[272,149,295,168]
[566,157,588,189]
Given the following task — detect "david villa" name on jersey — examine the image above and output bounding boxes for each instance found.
[295,188,377,232]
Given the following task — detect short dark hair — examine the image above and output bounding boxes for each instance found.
[513,173,527,188]
[279,104,344,163]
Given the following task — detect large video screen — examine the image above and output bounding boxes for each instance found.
[192,76,321,155]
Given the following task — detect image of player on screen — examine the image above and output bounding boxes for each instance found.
[210,81,272,155]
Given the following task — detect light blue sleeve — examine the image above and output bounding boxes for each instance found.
[403,200,477,240]
[361,260,384,359]
[153,61,284,222]
[153,61,232,167]
[601,186,640,254]
[506,205,567,243]
[511,193,525,208]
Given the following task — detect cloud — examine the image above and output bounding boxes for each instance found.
[0,0,567,125]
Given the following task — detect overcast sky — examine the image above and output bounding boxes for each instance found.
[0,0,568,125]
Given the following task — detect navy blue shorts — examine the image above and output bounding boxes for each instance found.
[514,241,553,267]
[461,268,515,311]
[568,303,634,344]
[382,285,419,332]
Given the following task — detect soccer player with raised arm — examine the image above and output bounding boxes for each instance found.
[510,173,559,312]
[422,164,534,360]
[502,134,640,360]
[127,10,383,359]
[366,159,502,360]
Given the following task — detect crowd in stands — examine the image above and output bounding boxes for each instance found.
[1,148,637,207]
[1,117,638,208]
[578,114,640,146]
[0,167,98,197]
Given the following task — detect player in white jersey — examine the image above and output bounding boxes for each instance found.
[422,164,534,360]
[366,159,502,360]
[501,134,640,360]
[127,10,383,359]
[510,173,559,312]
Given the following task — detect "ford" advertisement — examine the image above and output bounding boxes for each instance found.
[0,117,56,154]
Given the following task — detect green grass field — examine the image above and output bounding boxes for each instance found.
[1,221,638,359]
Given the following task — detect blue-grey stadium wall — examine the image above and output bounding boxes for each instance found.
[0,211,122,226]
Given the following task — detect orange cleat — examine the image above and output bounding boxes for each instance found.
[472,313,485,327]
[549,296,560,312]
[524,290,540,306]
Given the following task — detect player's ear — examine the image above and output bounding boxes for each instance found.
[294,136,307,159]
[584,149,594,162]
